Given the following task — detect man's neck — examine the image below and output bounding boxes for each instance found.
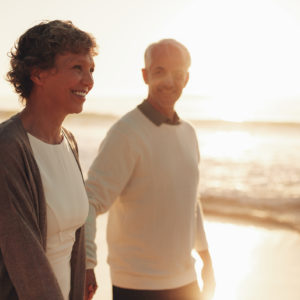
[146,98,175,120]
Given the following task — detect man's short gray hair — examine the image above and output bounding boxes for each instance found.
[144,39,191,69]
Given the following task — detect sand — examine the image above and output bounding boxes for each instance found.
[63,116,300,300]
[91,214,300,300]
[2,114,299,300]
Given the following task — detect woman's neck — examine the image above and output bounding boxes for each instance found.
[20,104,65,145]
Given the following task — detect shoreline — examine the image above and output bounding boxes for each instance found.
[203,210,300,233]
[1,111,298,235]
[1,109,300,127]
[93,213,300,300]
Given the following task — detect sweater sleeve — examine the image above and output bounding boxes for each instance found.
[192,124,208,251]
[194,200,209,251]
[85,124,138,268]
[0,136,64,299]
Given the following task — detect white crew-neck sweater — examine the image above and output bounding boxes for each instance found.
[28,133,89,299]
[85,108,208,290]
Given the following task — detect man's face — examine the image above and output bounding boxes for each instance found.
[142,46,189,112]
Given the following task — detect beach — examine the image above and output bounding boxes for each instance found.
[1,110,299,299]
[91,214,300,300]
[0,0,300,297]
[62,114,300,300]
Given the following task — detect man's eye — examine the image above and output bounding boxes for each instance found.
[153,70,163,76]
[175,73,184,79]
[90,67,95,73]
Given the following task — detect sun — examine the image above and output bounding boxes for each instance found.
[204,95,257,122]
[158,0,300,122]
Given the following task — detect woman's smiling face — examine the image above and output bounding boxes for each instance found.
[40,52,95,116]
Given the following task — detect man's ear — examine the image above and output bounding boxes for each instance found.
[183,72,189,88]
[30,68,49,86]
[142,68,149,84]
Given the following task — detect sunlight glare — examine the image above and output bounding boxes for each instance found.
[160,0,300,121]
[205,96,257,122]
[194,222,265,300]
[199,130,258,162]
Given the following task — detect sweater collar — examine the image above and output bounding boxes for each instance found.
[137,100,180,126]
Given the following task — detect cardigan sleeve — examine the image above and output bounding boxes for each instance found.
[0,130,64,299]
[85,123,138,268]
[64,128,86,300]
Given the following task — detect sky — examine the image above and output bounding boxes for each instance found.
[1,0,300,122]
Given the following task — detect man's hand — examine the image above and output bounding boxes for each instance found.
[198,250,216,300]
[85,269,98,300]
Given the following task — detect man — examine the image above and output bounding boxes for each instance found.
[85,39,215,300]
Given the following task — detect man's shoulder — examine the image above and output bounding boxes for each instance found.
[118,107,142,123]
[179,118,197,131]
[110,107,144,133]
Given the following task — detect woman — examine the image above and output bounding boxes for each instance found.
[0,20,97,299]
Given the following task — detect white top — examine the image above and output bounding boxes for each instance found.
[28,133,89,300]
[85,108,208,290]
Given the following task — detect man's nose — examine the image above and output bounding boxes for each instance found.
[161,73,174,87]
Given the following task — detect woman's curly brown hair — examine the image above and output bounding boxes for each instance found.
[6,20,98,103]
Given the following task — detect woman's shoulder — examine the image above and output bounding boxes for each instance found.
[0,114,32,180]
[62,127,79,155]
[62,127,76,143]
[0,113,27,149]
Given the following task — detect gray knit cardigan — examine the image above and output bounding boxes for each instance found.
[0,114,86,300]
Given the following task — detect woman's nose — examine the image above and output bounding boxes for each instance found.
[83,71,94,89]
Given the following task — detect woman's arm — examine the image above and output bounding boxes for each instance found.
[0,128,64,300]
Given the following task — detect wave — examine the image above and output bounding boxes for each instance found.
[2,108,299,232]
[1,108,299,128]
[201,195,300,232]
[66,111,300,130]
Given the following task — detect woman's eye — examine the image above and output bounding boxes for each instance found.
[73,65,82,71]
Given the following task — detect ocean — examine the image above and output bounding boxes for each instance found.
[1,95,300,231]
[63,105,300,300]
[1,96,300,300]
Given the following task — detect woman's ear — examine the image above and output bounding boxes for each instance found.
[30,68,49,85]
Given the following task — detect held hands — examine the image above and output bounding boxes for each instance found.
[85,269,98,300]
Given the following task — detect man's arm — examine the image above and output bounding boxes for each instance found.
[85,125,138,266]
[84,124,139,299]
[195,201,216,300]
[198,249,215,300]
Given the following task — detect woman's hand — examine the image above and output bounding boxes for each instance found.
[85,269,98,300]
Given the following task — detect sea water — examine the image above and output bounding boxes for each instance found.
[2,97,300,300]
[1,95,299,230]
[195,120,300,230]
[64,111,300,232]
